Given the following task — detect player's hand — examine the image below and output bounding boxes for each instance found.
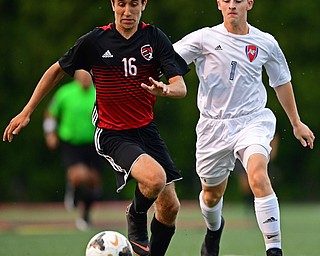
[141,77,170,96]
[3,111,31,142]
[293,121,315,149]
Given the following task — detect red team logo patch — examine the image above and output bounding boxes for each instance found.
[141,44,153,61]
[245,45,258,62]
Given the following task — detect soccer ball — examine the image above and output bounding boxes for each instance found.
[85,231,134,256]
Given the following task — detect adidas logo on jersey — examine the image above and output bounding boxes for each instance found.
[102,50,113,58]
[215,45,223,50]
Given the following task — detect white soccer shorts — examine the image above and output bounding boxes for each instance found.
[196,108,276,186]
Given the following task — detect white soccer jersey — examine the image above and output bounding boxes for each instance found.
[174,23,291,119]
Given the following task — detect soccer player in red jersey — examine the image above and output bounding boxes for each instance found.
[3,1,189,255]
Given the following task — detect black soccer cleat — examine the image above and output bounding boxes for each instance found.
[266,248,283,256]
[201,216,225,256]
[126,204,150,256]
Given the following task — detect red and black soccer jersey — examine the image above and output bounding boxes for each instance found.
[59,22,189,130]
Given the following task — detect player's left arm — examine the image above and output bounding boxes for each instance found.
[141,75,187,98]
[274,81,315,149]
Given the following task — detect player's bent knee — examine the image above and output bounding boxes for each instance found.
[150,176,166,194]
[249,172,271,189]
[202,190,223,207]
[140,177,166,198]
[155,200,180,225]
[249,174,273,197]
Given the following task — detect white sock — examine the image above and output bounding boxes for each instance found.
[255,193,281,250]
[199,191,223,231]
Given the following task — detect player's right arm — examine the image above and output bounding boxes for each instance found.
[3,62,65,142]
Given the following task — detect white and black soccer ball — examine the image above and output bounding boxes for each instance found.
[85,231,134,256]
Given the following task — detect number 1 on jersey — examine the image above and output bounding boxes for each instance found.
[229,61,237,81]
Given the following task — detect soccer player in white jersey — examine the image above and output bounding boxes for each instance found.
[174,0,315,255]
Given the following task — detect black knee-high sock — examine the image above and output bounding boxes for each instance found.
[82,185,102,222]
[82,187,94,222]
[130,184,156,216]
[150,216,175,256]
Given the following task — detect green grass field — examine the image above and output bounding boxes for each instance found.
[0,201,319,255]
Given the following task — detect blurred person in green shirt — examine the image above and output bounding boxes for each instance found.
[43,70,104,231]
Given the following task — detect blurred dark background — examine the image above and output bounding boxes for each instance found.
[0,0,319,202]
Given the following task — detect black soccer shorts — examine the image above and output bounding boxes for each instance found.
[94,121,182,192]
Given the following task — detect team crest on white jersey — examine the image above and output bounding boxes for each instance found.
[141,44,153,61]
[245,45,258,62]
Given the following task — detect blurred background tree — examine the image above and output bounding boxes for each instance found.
[0,0,319,202]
